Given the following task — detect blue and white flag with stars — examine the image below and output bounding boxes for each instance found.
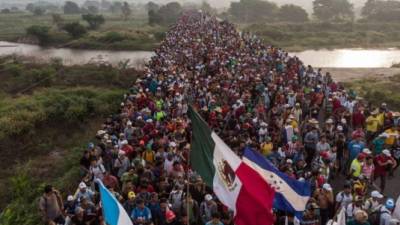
[243,148,311,218]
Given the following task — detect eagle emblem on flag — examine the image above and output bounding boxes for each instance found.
[217,159,237,191]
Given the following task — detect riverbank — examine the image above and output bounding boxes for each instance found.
[0,12,164,51]
[5,13,400,52]
[243,22,400,52]
[323,67,400,82]
[0,56,141,222]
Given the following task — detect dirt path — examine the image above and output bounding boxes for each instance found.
[321,67,400,82]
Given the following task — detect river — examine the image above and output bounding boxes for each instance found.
[1,41,400,68]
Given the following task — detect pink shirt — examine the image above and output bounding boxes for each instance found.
[362,164,374,179]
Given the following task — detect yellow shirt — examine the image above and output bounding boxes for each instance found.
[350,159,362,177]
[366,116,379,132]
[261,142,273,156]
[377,113,385,127]
[291,120,298,129]
[384,129,399,145]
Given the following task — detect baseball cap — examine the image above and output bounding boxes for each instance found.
[383,149,391,157]
[386,198,395,209]
[362,148,372,155]
[205,194,213,201]
[128,191,136,199]
[322,183,332,191]
[371,190,383,199]
[67,195,74,201]
[79,182,87,189]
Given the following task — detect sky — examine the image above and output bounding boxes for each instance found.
[0,0,369,12]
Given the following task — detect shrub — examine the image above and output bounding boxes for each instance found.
[26,25,50,45]
[63,22,87,38]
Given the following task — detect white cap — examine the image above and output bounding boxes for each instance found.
[121,140,128,145]
[322,183,332,191]
[118,150,126,156]
[146,119,153,123]
[67,195,74,201]
[383,149,391,157]
[79,182,87,189]
[326,118,333,124]
[337,125,343,131]
[205,194,213,201]
[371,190,384,199]
[341,118,347,124]
[286,159,293,164]
[97,130,106,136]
[169,142,177,147]
[127,121,132,126]
[363,148,372,155]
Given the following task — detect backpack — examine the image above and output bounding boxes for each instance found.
[368,206,389,225]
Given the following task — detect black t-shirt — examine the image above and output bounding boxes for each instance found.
[80,156,91,170]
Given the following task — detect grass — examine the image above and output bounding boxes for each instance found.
[344,74,400,110]
[0,12,165,51]
[242,22,400,51]
[0,56,139,224]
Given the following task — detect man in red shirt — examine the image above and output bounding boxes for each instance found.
[374,149,395,192]
[103,170,119,191]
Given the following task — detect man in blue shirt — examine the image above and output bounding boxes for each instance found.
[348,136,365,162]
[131,199,152,225]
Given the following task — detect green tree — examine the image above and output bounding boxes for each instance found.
[361,0,400,22]
[25,3,35,12]
[109,1,122,13]
[201,1,216,14]
[87,5,99,14]
[33,7,45,16]
[63,1,80,14]
[121,2,131,20]
[146,1,159,12]
[313,0,354,22]
[278,4,308,22]
[26,25,50,45]
[82,14,105,30]
[63,22,87,38]
[229,0,279,23]
[1,8,11,13]
[150,2,182,25]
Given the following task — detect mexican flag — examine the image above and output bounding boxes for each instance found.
[188,106,275,225]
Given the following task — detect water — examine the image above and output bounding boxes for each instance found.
[1,41,400,68]
[292,49,400,68]
[0,41,153,69]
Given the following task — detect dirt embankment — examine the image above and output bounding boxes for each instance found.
[322,67,400,82]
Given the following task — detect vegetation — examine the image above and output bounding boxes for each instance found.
[229,0,279,23]
[244,22,400,51]
[344,74,400,110]
[361,0,400,22]
[313,0,354,22]
[26,25,50,45]
[63,1,81,14]
[82,14,105,30]
[278,4,309,22]
[148,2,182,26]
[0,56,141,224]
[121,2,131,20]
[0,12,162,51]
[63,22,87,38]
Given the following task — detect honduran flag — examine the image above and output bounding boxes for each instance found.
[96,179,133,225]
[243,148,311,219]
[188,106,275,225]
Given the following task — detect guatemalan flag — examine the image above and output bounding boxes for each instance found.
[96,179,133,225]
[243,148,311,219]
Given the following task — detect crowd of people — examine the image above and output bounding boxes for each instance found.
[38,11,400,225]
